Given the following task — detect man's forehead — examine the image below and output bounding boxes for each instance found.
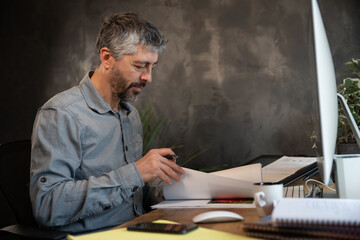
[130,46,158,64]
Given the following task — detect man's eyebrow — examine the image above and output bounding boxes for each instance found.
[133,60,158,65]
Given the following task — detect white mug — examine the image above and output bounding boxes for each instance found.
[253,182,283,217]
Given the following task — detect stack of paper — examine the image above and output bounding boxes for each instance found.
[152,164,262,209]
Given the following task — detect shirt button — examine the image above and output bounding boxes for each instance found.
[132,186,138,192]
[125,145,128,151]
[40,177,47,183]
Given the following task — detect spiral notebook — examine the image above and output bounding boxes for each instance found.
[271,198,360,228]
[244,198,360,239]
[243,222,360,239]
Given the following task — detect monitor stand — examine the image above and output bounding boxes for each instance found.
[333,94,360,199]
[334,154,360,199]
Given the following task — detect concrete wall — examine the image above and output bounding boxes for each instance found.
[1,0,360,169]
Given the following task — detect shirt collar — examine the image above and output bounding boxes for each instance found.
[79,71,133,115]
[120,102,132,115]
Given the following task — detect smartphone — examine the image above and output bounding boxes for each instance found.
[127,222,198,234]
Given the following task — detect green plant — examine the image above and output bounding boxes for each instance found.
[140,101,166,155]
[138,102,213,169]
[337,58,360,144]
[310,130,317,149]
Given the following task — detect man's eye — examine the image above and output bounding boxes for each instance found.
[135,65,145,69]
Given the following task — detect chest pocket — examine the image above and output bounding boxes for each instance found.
[130,132,143,161]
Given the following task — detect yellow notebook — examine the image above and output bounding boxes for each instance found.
[67,220,254,240]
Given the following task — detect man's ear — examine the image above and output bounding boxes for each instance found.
[99,47,113,70]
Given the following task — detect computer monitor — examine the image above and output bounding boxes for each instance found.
[312,0,360,199]
[311,0,337,186]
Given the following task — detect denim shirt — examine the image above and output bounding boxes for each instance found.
[30,72,145,233]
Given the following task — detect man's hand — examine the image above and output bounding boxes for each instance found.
[135,148,185,184]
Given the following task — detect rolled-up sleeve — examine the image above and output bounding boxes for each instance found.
[30,106,144,227]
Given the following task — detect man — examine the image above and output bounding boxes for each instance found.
[30,12,184,233]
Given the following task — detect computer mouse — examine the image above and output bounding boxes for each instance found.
[192,211,244,223]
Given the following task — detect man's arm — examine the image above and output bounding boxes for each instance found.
[30,107,144,227]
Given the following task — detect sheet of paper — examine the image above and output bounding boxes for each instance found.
[211,163,262,182]
[262,156,316,183]
[67,220,252,240]
[151,200,255,209]
[163,164,262,200]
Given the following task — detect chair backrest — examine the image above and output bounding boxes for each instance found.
[0,140,36,227]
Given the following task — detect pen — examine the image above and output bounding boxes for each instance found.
[164,154,179,160]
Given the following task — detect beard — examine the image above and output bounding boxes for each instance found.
[109,65,146,103]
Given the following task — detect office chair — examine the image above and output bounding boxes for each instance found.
[0,140,67,239]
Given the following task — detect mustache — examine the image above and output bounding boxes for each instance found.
[128,82,146,89]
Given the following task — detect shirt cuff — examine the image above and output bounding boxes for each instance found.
[115,162,144,194]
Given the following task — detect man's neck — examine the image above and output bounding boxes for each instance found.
[90,67,119,111]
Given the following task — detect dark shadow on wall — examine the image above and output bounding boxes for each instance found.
[0,0,100,143]
[0,0,61,143]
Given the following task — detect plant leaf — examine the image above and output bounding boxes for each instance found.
[143,117,166,155]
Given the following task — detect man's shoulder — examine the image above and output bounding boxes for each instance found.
[42,85,84,110]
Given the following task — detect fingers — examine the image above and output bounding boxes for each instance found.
[155,154,184,184]
[156,148,176,157]
[157,169,173,185]
[161,156,185,176]
[136,148,185,184]
[159,161,182,184]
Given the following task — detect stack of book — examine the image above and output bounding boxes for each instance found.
[244,198,360,239]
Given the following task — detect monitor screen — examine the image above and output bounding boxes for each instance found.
[311,0,338,186]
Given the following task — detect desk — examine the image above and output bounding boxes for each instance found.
[116,156,323,236]
[117,208,260,236]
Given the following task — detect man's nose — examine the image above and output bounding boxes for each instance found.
[140,69,152,83]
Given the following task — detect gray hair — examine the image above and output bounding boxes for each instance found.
[96,12,167,60]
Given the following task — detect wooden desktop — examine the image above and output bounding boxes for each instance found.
[117,208,260,236]
[116,157,326,236]
[116,182,321,236]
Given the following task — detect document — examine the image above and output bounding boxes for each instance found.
[152,163,261,209]
[151,199,255,209]
[262,156,317,183]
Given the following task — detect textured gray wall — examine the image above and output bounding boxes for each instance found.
[1,0,360,170]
